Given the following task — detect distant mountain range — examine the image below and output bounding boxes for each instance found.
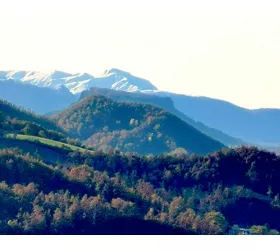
[1,68,280,148]
[0,79,76,114]
[151,92,280,147]
[0,68,157,94]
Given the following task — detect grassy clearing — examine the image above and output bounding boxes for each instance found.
[5,133,93,153]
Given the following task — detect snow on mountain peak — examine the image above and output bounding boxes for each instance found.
[98,68,158,92]
[103,68,129,76]
[0,68,158,95]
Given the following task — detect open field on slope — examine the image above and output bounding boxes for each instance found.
[5,133,93,153]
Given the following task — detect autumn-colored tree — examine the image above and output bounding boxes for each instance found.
[22,205,47,233]
[168,197,185,220]
[68,165,93,183]
[111,198,137,217]
[136,180,154,200]
[175,208,196,231]
[250,225,269,235]
[194,212,228,235]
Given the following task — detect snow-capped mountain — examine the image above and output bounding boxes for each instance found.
[2,71,72,90]
[2,67,280,148]
[0,68,157,94]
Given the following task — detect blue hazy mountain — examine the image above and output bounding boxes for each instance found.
[152,92,280,147]
[1,68,280,147]
[0,79,76,114]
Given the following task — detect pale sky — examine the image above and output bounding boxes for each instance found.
[0,0,280,109]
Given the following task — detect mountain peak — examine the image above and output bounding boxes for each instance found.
[0,68,158,94]
[102,68,131,77]
[49,70,72,79]
[99,68,158,92]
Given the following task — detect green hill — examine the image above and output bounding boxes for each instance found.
[0,99,63,132]
[80,88,244,146]
[2,96,279,235]
[54,95,225,155]
[0,99,83,150]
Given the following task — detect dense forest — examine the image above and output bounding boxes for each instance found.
[0,146,279,235]
[1,98,280,235]
[54,95,224,155]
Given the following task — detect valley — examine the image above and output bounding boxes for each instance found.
[0,68,280,235]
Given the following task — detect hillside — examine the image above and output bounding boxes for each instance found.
[1,96,280,235]
[0,99,63,132]
[54,95,225,155]
[0,146,279,235]
[152,92,280,147]
[80,88,244,146]
[0,99,83,150]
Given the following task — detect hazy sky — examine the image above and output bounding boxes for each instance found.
[0,0,280,109]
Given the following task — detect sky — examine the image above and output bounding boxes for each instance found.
[0,0,280,109]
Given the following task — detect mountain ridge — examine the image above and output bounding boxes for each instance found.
[80,87,244,146]
[0,68,157,94]
[53,94,225,155]
[151,91,280,146]
[2,67,280,147]
[0,79,76,114]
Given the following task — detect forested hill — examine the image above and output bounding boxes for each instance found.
[0,99,63,133]
[80,88,243,146]
[158,92,280,146]
[54,95,225,155]
[0,145,280,235]
[0,99,82,148]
